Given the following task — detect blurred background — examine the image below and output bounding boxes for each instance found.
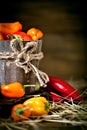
[0,0,87,80]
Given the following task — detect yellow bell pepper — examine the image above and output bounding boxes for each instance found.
[23,96,50,116]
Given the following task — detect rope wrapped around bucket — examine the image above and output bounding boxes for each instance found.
[0,39,49,87]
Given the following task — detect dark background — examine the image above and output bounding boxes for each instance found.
[0,0,87,80]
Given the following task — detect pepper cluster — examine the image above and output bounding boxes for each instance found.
[0,21,43,41]
[11,96,50,121]
[0,76,83,121]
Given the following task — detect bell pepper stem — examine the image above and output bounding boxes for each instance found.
[23,84,40,91]
[15,108,24,116]
[23,84,36,88]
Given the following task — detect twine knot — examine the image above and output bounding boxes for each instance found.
[0,39,49,87]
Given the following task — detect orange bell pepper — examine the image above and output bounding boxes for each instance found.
[0,21,22,34]
[0,32,4,40]
[1,82,25,98]
[11,104,31,121]
[1,82,39,98]
[27,28,43,40]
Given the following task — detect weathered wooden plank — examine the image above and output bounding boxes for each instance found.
[0,39,42,111]
[0,40,42,85]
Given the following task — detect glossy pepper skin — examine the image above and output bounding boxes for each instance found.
[0,21,22,34]
[1,82,25,98]
[4,31,32,41]
[0,32,4,40]
[23,96,50,116]
[13,31,32,41]
[27,28,43,40]
[11,104,31,121]
[47,76,83,102]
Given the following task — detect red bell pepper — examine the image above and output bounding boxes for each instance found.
[47,76,83,102]
[13,31,32,41]
[4,31,32,41]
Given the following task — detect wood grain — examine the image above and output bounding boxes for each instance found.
[12,1,87,80]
